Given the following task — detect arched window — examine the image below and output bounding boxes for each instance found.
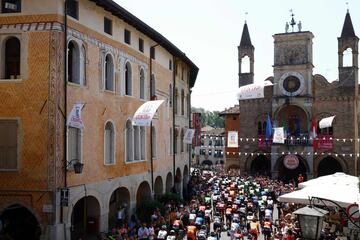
[180,129,184,152]
[174,129,178,154]
[241,55,250,73]
[174,88,178,115]
[181,89,185,115]
[169,84,173,107]
[125,61,132,96]
[67,41,79,83]
[104,121,115,164]
[343,47,353,67]
[104,54,114,91]
[80,45,86,85]
[151,126,156,159]
[5,37,20,79]
[134,126,140,160]
[140,68,145,99]
[150,74,156,99]
[140,126,146,160]
[125,120,133,162]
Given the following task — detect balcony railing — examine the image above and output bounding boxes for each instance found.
[258,133,312,148]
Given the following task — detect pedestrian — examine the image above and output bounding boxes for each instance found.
[138,222,150,240]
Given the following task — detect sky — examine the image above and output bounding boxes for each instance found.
[115,0,360,112]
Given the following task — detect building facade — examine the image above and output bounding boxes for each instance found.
[0,0,198,239]
[237,11,359,182]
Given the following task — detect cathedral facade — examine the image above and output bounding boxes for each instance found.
[235,11,359,182]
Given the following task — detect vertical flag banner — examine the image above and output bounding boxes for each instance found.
[265,114,273,139]
[227,131,238,148]
[132,100,164,126]
[183,129,195,144]
[311,118,318,152]
[67,103,85,129]
[319,116,336,129]
[273,127,285,144]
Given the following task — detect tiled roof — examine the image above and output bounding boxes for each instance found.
[219,105,240,115]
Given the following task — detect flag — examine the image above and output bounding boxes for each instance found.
[311,118,318,152]
[67,103,85,129]
[227,131,238,148]
[265,114,273,145]
[183,129,195,144]
[273,127,285,144]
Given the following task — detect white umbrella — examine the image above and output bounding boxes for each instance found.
[298,172,358,189]
[278,184,359,208]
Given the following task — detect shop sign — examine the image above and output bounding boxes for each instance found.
[283,154,299,169]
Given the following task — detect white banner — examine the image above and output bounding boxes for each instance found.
[237,80,273,100]
[227,131,238,148]
[183,129,195,144]
[319,116,336,129]
[67,103,84,129]
[273,127,285,144]
[132,100,165,126]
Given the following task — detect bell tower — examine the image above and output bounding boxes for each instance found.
[238,21,254,87]
[338,9,359,89]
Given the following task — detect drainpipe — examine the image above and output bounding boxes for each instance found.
[172,57,176,187]
[188,89,192,175]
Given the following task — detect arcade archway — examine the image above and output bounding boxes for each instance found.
[0,204,41,240]
[250,154,271,176]
[277,154,308,183]
[317,157,343,177]
[136,181,152,208]
[183,165,189,199]
[71,196,101,239]
[154,176,163,199]
[108,187,130,228]
[165,172,172,193]
[175,168,182,194]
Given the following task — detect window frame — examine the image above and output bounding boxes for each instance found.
[138,38,144,53]
[139,68,145,100]
[104,17,112,35]
[104,121,116,165]
[0,119,19,171]
[67,39,86,86]
[66,0,78,20]
[1,0,21,13]
[124,29,131,45]
[66,126,83,170]
[124,61,132,96]
[103,53,115,91]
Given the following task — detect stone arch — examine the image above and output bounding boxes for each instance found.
[275,105,310,135]
[154,176,164,199]
[183,165,189,199]
[175,168,182,195]
[275,154,309,183]
[315,156,347,177]
[136,181,152,208]
[0,203,41,240]
[108,187,130,229]
[247,154,271,176]
[71,196,101,239]
[165,172,173,193]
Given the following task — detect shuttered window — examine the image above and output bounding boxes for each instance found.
[0,120,18,170]
[68,127,81,163]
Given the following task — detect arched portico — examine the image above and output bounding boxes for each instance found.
[275,154,309,183]
[316,156,346,177]
[136,181,152,208]
[154,176,164,199]
[175,168,182,195]
[165,172,172,193]
[248,154,271,176]
[108,187,130,228]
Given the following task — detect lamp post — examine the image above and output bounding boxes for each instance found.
[293,205,328,240]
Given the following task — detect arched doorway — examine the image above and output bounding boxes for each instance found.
[250,154,271,176]
[175,168,182,195]
[277,154,307,184]
[0,204,41,240]
[71,196,101,240]
[154,176,163,199]
[317,157,343,177]
[165,172,172,193]
[108,187,130,228]
[136,181,152,208]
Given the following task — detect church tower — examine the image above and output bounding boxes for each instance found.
[338,10,359,89]
[238,22,254,87]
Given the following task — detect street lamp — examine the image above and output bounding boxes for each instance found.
[67,159,84,174]
[293,205,328,240]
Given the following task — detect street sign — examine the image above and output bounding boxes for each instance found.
[346,203,360,221]
[61,188,69,207]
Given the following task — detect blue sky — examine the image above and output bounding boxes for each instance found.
[115,0,360,111]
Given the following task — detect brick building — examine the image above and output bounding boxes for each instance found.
[0,1,198,239]
[237,11,359,182]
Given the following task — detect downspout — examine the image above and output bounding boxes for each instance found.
[172,57,176,187]
[188,89,192,175]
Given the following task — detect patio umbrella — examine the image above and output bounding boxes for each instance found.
[298,172,358,189]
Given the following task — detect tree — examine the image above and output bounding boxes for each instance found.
[191,107,224,128]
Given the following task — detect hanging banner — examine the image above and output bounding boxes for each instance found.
[283,154,299,170]
[183,129,195,144]
[237,80,273,100]
[132,100,164,126]
[227,131,238,148]
[67,103,85,129]
[319,116,336,129]
[273,127,285,144]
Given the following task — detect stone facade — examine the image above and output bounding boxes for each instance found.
[0,1,198,239]
[236,12,359,181]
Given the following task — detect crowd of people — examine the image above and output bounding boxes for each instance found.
[102,166,351,240]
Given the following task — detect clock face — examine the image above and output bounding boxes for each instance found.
[279,71,304,96]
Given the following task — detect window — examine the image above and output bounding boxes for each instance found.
[151,126,156,159]
[0,120,18,170]
[125,120,133,162]
[174,88,178,115]
[1,0,21,13]
[138,38,144,52]
[169,128,173,155]
[104,17,112,35]
[180,129,184,152]
[67,41,79,83]
[209,139,212,146]
[104,122,115,164]
[200,149,206,155]
[68,126,82,166]
[5,37,20,79]
[181,66,184,80]
[66,0,78,19]
[80,45,86,85]
[174,129,178,154]
[139,68,145,99]
[181,89,185,115]
[124,29,131,44]
[134,126,140,160]
[343,48,353,67]
[104,54,114,91]
[150,46,155,59]
[208,149,212,156]
[150,74,156,99]
[169,59,172,70]
[241,55,250,73]
[125,61,132,96]
[140,126,146,160]
[169,84,172,107]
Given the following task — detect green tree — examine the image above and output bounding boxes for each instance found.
[191,107,224,128]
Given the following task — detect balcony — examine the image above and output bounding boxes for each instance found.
[258,134,311,149]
